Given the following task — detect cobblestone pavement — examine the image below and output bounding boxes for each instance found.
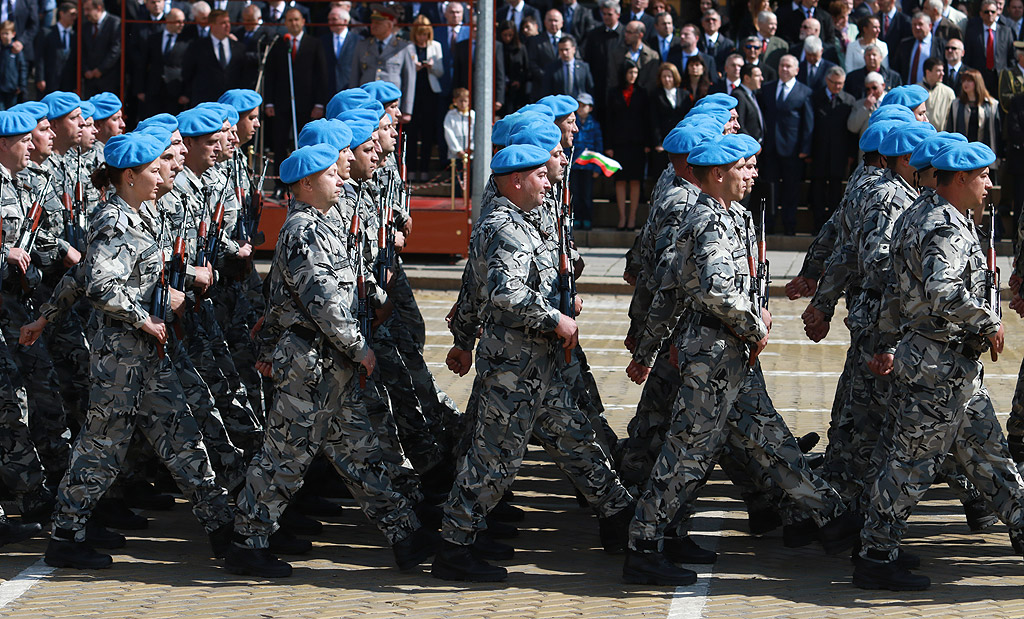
[2,291,1024,618]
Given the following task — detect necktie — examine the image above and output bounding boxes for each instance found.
[807,63,814,83]
[564,63,571,92]
[335,34,341,57]
[883,13,889,36]
[778,83,786,104]
[451,28,457,48]
[727,81,733,94]
[63,29,69,50]
[551,33,557,47]
[911,41,922,83]
[987,27,995,70]
[377,40,384,54]
[164,33,173,55]
[220,39,228,67]
[661,38,668,59]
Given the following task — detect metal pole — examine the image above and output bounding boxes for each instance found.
[76,2,82,95]
[119,0,126,101]
[470,0,492,222]
[285,38,299,150]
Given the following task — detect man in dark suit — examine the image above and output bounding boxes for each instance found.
[809,65,855,231]
[582,0,623,117]
[263,1,310,37]
[607,20,659,90]
[503,0,543,32]
[234,3,272,89]
[557,0,597,42]
[208,0,248,22]
[851,0,877,23]
[797,35,837,92]
[320,5,358,95]
[138,8,191,116]
[741,35,777,82]
[35,1,77,95]
[734,62,765,141]
[758,54,814,234]
[126,0,170,124]
[942,35,970,93]
[922,0,962,42]
[780,0,835,44]
[698,8,735,72]
[1005,0,1024,41]
[436,1,471,98]
[844,43,902,98]
[892,13,945,86]
[965,0,1014,93]
[623,0,654,33]
[265,8,327,162]
[181,9,247,104]
[646,10,680,63]
[542,35,593,97]
[405,2,441,25]
[675,23,717,79]
[2,0,38,65]
[781,17,841,66]
[877,0,912,51]
[81,0,121,98]
[526,9,567,99]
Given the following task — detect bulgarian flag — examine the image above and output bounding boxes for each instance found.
[574,150,621,177]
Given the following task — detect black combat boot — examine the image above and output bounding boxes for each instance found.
[797,432,820,453]
[852,550,930,591]
[279,506,323,535]
[293,491,345,517]
[224,542,293,578]
[622,540,698,586]
[1009,435,1024,463]
[850,542,920,570]
[95,498,148,530]
[124,481,176,511]
[413,500,444,530]
[598,503,635,553]
[818,510,863,555]
[20,486,56,524]
[431,540,508,582]
[44,528,113,569]
[208,522,234,558]
[484,516,519,539]
[392,526,440,571]
[269,529,313,555]
[746,506,782,536]
[963,496,998,532]
[782,518,819,548]
[0,518,42,546]
[664,536,717,564]
[85,519,127,549]
[489,497,525,523]
[470,532,514,560]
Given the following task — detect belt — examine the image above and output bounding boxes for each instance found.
[694,312,726,331]
[101,314,133,329]
[288,324,319,342]
[521,325,557,341]
[948,339,982,360]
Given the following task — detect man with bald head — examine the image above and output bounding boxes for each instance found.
[138,7,190,116]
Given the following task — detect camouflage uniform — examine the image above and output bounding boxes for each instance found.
[235,198,421,549]
[859,190,1024,562]
[1005,212,1024,442]
[443,190,632,546]
[51,194,233,540]
[629,193,847,550]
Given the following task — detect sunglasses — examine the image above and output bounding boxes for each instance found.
[745,44,760,49]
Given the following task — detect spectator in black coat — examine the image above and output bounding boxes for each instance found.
[526,9,568,100]
[797,35,837,92]
[582,0,624,122]
[542,35,594,97]
[233,4,271,90]
[264,8,326,159]
[319,6,358,96]
[680,53,713,107]
[735,61,765,140]
[809,64,856,230]
[698,8,736,71]
[557,0,597,41]
[35,1,77,95]
[964,0,1014,94]
[780,0,835,44]
[499,19,532,114]
[605,59,650,230]
[81,0,121,98]
[876,0,912,52]
[3,0,37,65]
[137,8,190,117]
[844,42,901,98]
[181,8,246,104]
[650,62,687,172]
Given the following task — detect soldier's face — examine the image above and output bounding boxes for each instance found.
[54,109,83,149]
[237,108,259,144]
[370,18,394,40]
[743,155,758,195]
[157,150,178,192]
[377,118,396,155]
[725,110,740,134]
[79,119,96,151]
[99,111,125,142]
[31,120,54,158]
[171,130,186,167]
[351,140,378,180]
[715,159,747,203]
[190,132,222,170]
[128,159,162,202]
[384,100,401,122]
[916,166,937,189]
[546,146,566,183]
[515,166,551,209]
[2,133,34,171]
[556,112,576,148]
[963,167,993,213]
[912,102,928,122]
[337,147,354,180]
[306,165,344,207]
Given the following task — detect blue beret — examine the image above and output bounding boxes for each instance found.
[663,123,721,155]
[89,92,122,120]
[931,142,997,172]
[684,106,730,127]
[869,105,916,124]
[688,133,758,166]
[694,93,738,110]
[9,102,48,121]
[909,131,967,170]
[104,132,166,168]
[878,122,936,157]
[137,113,178,133]
[880,84,928,110]
[298,119,354,151]
[859,120,904,153]
[336,106,383,127]
[79,101,96,120]
[280,144,341,184]
[507,119,561,152]
[361,100,387,120]
[217,88,263,113]
[326,88,374,119]
[177,107,225,137]
[491,143,551,174]
[493,111,550,146]
[537,94,579,118]
[0,111,38,137]
[361,81,402,104]
[347,119,376,149]
[135,126,174,151]
[41,91,81,119]
[196,102,238,126]
[517,103,557,121]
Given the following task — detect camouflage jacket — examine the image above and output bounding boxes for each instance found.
[201,160,244,260]
[341,180,387,308]
[0,161,44,295]
[21,160,71,276]
[624,163,677,278]
[261,199,368,364]
[882,190,999,352]
[857,169,918,296]
[797,164,875,281]
[378,153,410,229]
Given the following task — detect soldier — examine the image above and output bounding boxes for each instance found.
[86,92,125,167]
[44,130,234,570]
[227,143,437,578]
[350,3,416,123]
[855,141,1024,591]
[623,133,861,586]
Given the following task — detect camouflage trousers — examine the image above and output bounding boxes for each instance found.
[860,333,1024,562]
[234,331,421,548]
[629,324,846,549]
[1006,353,1024,438]
[388,259,426,352]
[53,324,233,539]
[211,272,265,423]
[0,293,70,486]
[36,293,91,428]
[0,330,49,511]
[442,326,633,546]
[566,345,616,454]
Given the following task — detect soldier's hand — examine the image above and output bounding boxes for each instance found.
[194,265,213,292]
[403,217,413,238]
[1012,294,1024,317]
[168,288,186,315]
[623,270,636,286]
[255,361,272,377]
[142,316,167,344]
[574,295,582,316]
[373,300,394,329]
[63,246,82,267]
[446,346,473,376]
[445,302,457,326]
[19,317,48,347]
[1010,273,1022,293]
[625,359,651,384]
[990,324,1005,357]
[749,334,769,367]
[761,306,773,333]
[802,305,829,342]
[394,229,406,251]
[785,275,815,299]
[6,247,29,272]
[237,243,253,259]
[554,313,579,351]
[623,335,636,353]
[670,344,679,368]
[361,348,377,376]
[868,352,894,376]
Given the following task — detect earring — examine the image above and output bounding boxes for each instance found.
[129,182,134,187]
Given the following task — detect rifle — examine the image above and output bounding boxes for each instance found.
[352,183,370,390]
[74,149,86,243]
[986,202,1001,362]
[557,172,575,364]
[13,175,53,303]
[376,173,395,290]
[62,177,80,251]
[755,199,770,309]
[150,213,168,359]
[251,159,269,235]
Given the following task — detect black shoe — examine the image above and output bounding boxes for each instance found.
[851,547,920,570]
[280,507,323,536]
[208,523,234,559]
[96,498,149,530]
[125,481,176,511]
[489,498,525,523]
[1010,528,1024,554]
[224,545,293,578]
[598,504,634,553]
[0,519,42,546]
[1009,435,1024,463]
[852,559,930,591]
[419,463,455,497]
[293,493,345,517]
[392,526,440,571]
[963,497,998,532]
[747,507,782,536]
[783,518,818,548]
[431,540,508,582]
[470,532,514,560]
[414,500,444,530]
[85,520,126,549]
[20,488,56,524]
[484,517,519,539]
[664,536,717,564]
[805,453,826,469]
[797,432,820,453]
[269,529,313,555]
[819,510,863,555]
[44,531,113,569]
[622,547,698,586]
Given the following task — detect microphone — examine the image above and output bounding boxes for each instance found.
[283,32,294,54]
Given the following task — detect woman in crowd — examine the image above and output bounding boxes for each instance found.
[681,55,712,107]
[498,20,530,116]
[830,0,856,59]
[845,15,887,72]
[946,68,1000,158]
[605,60,650,231]
[650,62,688,175]
[732,0,770,41]
[406,14,443,182]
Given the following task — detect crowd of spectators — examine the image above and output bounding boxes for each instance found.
[8,0,1024,234]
